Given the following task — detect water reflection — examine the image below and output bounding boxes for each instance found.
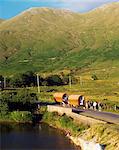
[0,123,80,150]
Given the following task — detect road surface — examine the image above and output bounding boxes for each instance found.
[72,108,119,125]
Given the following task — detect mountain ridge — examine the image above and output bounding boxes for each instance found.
[0,2,119,75]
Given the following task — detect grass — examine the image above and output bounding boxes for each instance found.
[42,111,119,150]
[0,4,119,113]
[81,123,119,150]
[42,111,89,136]
[0,4,119,75]
[30,72,119,113]
[0,111,33,122]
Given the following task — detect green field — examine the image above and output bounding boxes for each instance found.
[0,3,119,109]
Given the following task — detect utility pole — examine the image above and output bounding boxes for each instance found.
[69,75,72,88]
[37,74,40,93]
[4,76,6,89]
[79,76,82,87]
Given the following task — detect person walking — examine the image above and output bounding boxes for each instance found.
[85,101,88,109]
[98,102,102,111]
[90,101,93,110]
[93,101,97,111]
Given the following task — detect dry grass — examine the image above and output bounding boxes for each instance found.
[81,123,119,150]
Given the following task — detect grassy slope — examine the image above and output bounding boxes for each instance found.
[0,3,119,105]
[0,19,4,23]
[80,123,119,150]
[0,2,119,75]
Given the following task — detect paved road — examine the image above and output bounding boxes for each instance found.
[38,102,119,125]
[72,108,119,125]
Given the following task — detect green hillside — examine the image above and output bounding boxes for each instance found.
[0,2,119,76]
[0,19,4,23]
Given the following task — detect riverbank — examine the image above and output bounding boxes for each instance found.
[1,109,119,150]
[1,122,78,150]
[69,123,119,150]
[42,111,119,150]
[0,111,33,123]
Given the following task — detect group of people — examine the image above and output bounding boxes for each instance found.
[85,101,103,111]
[61,94,116,112]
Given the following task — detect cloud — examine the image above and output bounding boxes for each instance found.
[3,0,119,12]
[57,0,119,12]
[58,0,118,2]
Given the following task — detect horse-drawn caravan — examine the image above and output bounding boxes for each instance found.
[68,95,85,108]
[53,93,68,105]
[53,93,85,108]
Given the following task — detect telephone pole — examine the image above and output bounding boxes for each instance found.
[69,75,72,88]
[37,74,40,93]
[4,76,6,89]
[79,76,82,86]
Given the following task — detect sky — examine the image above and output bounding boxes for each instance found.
[0,0,119,19]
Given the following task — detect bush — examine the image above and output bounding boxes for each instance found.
[1,89,38,104]
[0,75,4,90]
[1,90,38,112]
[60,114,73,128]
[43,111,59,122]
[0,101,8,116]
[9,71,43,88]
[13,89,38,104]
[43,112,88,135]
[10,111,32,122]
[91,74,98,80]
[61,74,78,85]
[61,75,69,85]
[46,75,63,86]
[60,114,81,134]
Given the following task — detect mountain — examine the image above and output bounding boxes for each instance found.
[0,19,4,23]
[0,2,119,75]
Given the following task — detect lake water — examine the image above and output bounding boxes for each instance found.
[0,123,80,150]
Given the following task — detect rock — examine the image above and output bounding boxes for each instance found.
[79,138,104,150]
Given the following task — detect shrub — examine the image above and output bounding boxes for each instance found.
[1,89,38,104]
[91,74,98,80]
[0,101,8,116]
[60,114,73,128]
[43,111,59,122]
[9,71,43,88]
[10,111,32,122]
[0,75,4,90]
[13,89,38,103]
[43,112,89,135]
[60,114,81,134]
[46,75,63,86]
